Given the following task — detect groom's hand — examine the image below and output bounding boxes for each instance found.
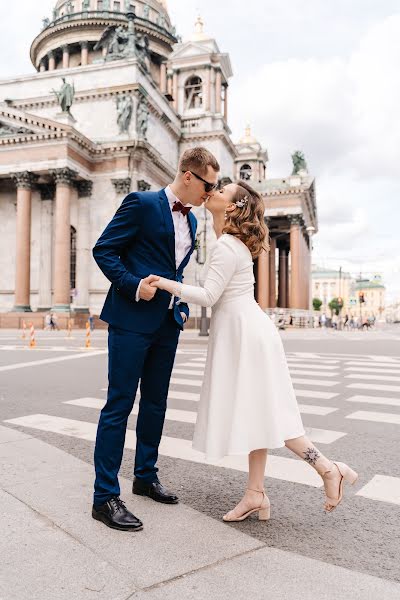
[139,275,159,301]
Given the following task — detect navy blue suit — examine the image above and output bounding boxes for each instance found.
[92,189,197,505]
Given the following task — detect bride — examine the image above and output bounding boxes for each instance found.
[150,181,358,522]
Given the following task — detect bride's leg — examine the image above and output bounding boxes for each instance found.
[223,449,268,520]
[285,435,349,510]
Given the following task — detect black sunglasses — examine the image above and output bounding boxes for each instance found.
[182,170,219,193]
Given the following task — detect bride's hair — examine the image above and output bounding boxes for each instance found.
[222,181,270,258]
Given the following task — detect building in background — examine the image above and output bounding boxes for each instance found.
[0,1,317,327]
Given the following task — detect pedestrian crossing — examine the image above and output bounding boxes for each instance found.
[3,348,400,506]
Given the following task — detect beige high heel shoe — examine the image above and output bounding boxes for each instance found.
[322,461,359,512]
[222,488,271,522]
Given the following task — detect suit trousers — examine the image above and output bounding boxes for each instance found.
[93,310,180,506]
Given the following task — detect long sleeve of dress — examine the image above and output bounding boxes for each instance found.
[177,238,237,308]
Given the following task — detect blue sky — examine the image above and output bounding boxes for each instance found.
[1,1,399,301]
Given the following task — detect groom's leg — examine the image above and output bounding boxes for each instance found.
[93,325,151,506]
[134,312,180,482]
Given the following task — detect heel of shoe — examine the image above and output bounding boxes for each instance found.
[258,505,271,521]
[335,462,358,485]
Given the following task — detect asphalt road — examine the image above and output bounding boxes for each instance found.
[1,324,399,584]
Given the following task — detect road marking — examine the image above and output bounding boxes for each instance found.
[347,383,400,393]
[298,404,337,415]
[287,359,339,367]
[178,363,206,369]
[346,411,400,425]
[3,414,323,488]
[291,378,339,387]
[345,367,400,375]
[345,374,400,383]
[173,369,205,377]
[0,350,107,372]
[356,475,400,505]
[346,395,400,408]
[100,389,201,402]
[345,361,399,368]
[65,398,343,439]
[294,389,339,400]
[289,369,339,377]
[170,378,203,387]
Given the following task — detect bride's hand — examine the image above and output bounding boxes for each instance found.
[148,275,163,288]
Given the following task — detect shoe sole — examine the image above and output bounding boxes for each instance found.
[92,511,143,531]
[132,489,179,504]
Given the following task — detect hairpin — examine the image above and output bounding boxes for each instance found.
[235,195,249,208]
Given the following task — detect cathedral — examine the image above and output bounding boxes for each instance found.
[0,0,318,327]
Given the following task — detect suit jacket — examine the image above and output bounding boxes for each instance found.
[93,188,197,333]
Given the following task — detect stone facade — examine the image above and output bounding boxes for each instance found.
[0,2,318,325]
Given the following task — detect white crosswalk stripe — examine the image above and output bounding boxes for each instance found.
[346,395,400,408]
[64,398,345,442]
[3,414,323,488]
[347,383,400,393]
[345,411,400,425]
[344,367,400,375]
[345,373,400,383]
[291,378,339,387]
[356,475,400,505]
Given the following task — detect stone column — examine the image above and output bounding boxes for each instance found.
[112,178,131,211]
[80,41,89,66]
[62,45,70,69]
[50,168,77,311]
[39,59,47,72]
[289,215,303,309]
[215,70,222,113]
[74,181,93,313]
[268,236,276,307]
[278,246,288,308]
[160,62,167,94]
[48,50,56,71]
[172,70,178,111]
[223,84,228,121]
[256,249,270,310]
[38,184,55,311]
[205,66,211,112]
[11,172,37,312]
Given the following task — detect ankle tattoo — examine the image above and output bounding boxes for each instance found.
[303,447,320,465]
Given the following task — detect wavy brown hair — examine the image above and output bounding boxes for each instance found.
[222,180,269,258]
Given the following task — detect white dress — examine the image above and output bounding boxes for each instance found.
[178,233,305,461]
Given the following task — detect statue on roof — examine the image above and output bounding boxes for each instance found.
[116,94,133,134]
[291,150,308,175]
[52,77,75,113]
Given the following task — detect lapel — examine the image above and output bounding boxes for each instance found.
[158,189,175,267]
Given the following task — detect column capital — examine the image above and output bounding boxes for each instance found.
[111,178,131,195]
[288,214,303,226]
[50,167,77,186]
[80,40,89,49]
[38,183,55,200]
[48,49,55,58]
[137,179,151,192]
[11,171,38,190]
[76,180,93,198]
[61,44,69,52]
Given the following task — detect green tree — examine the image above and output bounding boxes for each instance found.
[328,297,341,316]
[312,298,322,311]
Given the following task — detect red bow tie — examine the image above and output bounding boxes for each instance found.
[172,200,192,217]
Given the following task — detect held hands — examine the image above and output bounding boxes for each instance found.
[139,275,160,301]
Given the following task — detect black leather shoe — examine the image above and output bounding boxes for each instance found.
[92,496,143,531]
[132,479,179,504]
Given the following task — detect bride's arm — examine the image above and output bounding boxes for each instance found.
[153,239,237,307]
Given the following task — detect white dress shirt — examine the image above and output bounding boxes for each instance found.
[135,186,192,314]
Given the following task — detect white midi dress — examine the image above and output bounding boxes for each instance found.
[178,233,305,461]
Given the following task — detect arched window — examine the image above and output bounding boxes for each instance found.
[240,164,252,181]
[185,76,203,110]
[70,226,77,294]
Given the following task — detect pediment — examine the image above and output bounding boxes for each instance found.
[0,106,66,140]
[170,40,218,60]
[0,120,35,137]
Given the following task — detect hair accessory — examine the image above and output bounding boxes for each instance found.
[235,195,249,208]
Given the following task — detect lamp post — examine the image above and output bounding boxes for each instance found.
[196,203,209,337]
[306,226,316,327]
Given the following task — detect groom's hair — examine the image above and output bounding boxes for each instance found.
[179,147,220,177]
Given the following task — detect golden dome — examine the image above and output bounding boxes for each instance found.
[239,125,258,144]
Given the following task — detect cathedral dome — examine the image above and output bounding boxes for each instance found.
[31,0,176,71]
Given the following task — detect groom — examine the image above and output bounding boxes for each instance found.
[92,147,220,531]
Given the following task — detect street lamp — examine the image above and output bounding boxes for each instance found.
[306,226,316,327]
[196,203,209,337]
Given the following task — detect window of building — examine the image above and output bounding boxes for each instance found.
[70,226,77,293]
[185,76,203,109]
[240,164,252,181]
[114,1,121,10]
[98,0,103,9]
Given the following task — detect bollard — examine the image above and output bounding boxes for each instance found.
[85,321,91,348]
[29,323,36,348]
[67,318,73,339]
[21,320,27,340]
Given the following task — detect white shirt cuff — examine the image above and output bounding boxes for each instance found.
[135,279,143,302]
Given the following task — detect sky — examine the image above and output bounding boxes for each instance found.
[0,1,399,301]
